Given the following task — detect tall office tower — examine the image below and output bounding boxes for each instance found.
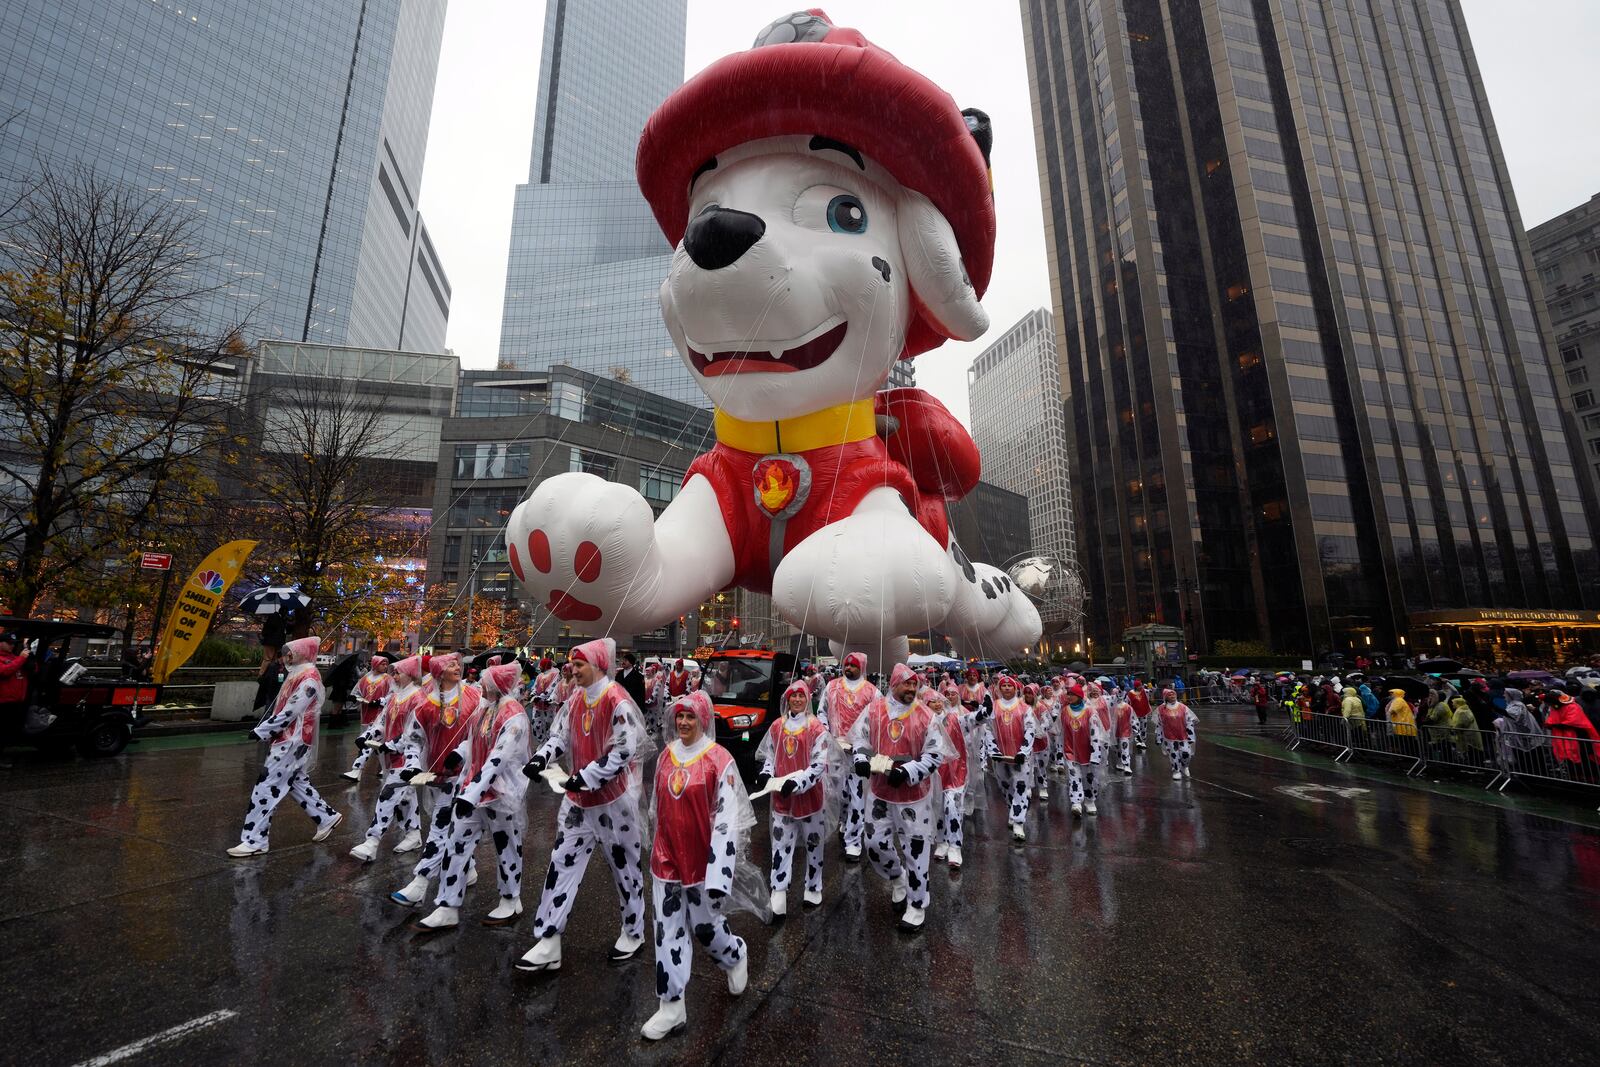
[0,0,451,352]
[497,0,697,406]
[1022,0,1597,660]
[968,309,1078,633]
[1528,194,1600,550]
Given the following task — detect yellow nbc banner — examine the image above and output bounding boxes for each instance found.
[151,539,258,684]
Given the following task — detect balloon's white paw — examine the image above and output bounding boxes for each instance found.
[505,472,659,636]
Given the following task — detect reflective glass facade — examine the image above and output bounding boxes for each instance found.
[967,308,1079,631]
[0,0,448,351]
[1023,0,1597,656]
[498,0,698,406]
[1528,195,1600,546]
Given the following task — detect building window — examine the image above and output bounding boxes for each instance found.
[1570,366,1591,386]
[454,442,529,479]
[1584,412,1600,431]
[1589,438,1600,458]
[1542,264,1562,284]
[1563,342,1584,363]
[1575,390,1595,410]
[569,447,616,479]
[639,466,681,507]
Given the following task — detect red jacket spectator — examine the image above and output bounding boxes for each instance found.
[1543,696,1600,767]
[0,645,30,704]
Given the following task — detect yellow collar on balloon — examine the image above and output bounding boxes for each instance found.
[714,399,875,455]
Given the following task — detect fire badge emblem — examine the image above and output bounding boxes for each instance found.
[752,454,812,521]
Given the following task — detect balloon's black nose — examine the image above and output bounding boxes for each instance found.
[683,207,765,270]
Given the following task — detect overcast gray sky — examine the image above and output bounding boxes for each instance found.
[418,0,1600,427]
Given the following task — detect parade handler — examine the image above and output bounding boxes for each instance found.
[516,637,654,973]
[640,691,767,1041]
[821,651,877,861]
[848,662,953,931]
[755,680,833,916]
[228,637,342,857]
[416,661,532,931]
[349,654,427,861]
[342,655,392,782]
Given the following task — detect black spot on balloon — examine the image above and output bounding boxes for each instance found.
[871,256,891,282]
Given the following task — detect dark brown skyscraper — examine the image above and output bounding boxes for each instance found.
[1023,0,1598,661]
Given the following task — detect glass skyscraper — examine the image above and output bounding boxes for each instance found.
[1023,0,1597,660]
[0,0,450,352]
[497,0,698,406]
[967,308,1079,633]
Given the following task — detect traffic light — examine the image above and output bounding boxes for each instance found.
[731,617,740,629]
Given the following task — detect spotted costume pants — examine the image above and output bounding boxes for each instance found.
[991,761,1032,827]
[938,785,966,848]
[528,702,556,748]
[1030,749,1052,796]
[238,744,338,849]
[864,795,934,911]
[362,766,419,843]
[1067,762,1101,806]
[769,811,824,896]
[1160,738,1195,773]
[839,774,866,852]
[413,787,457,880]
[435,802,526,908]
[1131,716,1149,748]
[1117,737,1132,773]
[652,880,745,1004]
[531,794,645,941]
[346,725,379,777]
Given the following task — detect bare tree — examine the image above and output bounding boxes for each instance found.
[243,373,409,631]
[0,164,247,616]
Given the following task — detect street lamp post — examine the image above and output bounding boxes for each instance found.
[465,549,479,653]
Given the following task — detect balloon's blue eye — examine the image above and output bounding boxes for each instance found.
[827,194,868,235]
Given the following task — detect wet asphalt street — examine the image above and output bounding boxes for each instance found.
[2,706,1598,1066]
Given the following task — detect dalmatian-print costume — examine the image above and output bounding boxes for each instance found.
[345,669,392,778]
[529,679,647,944]
[822,672,878,855]
[982,695,1036,828]
[433,695,532,910]
[756,712,830,899]
[527,667,563,746]
[937,703,987,850]
[1157,699,1199,777]
[1060,698,1112,808]
[359,681,426,846]
[238,664,339,849]
[401,683,482,883]
[650,738,747,1004]
[848,694,947,914]
[1127,685,1153,748]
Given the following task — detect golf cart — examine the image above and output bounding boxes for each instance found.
[0,617,159,757]
[699,647,797,777]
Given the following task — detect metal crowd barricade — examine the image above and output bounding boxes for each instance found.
[1280,709,1600,798]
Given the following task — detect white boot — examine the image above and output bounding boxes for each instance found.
[844,843,861,861]
[341,769,360,782]
[1011,824,1025,842]
[312,811,343,842]
[1071,802,1084,817]
[1038,785,1049,799]
[483,897,522,926]
[898,904,926,930]
[393,829,422,854]
[349,838,379,862]
[770,890,787,917]
[1171,769,1181,780]
[466,861,478,887]
[948,846,963,869]
[727,947,749,995]
[226,842,266,858]
[516,935,562,972]
[1182,765,1191,778]
[1086,799,1098,815]
[390,874,429,907]
[933,843,948,860]
[610,930,645,961]
[416,905,458,930]
[890,874,908,905]
[641,998,687,1040]
[803,887,823,907]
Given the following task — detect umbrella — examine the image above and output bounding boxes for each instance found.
[238,586,311,616]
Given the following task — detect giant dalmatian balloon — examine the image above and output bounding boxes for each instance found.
[507,10,1042,664]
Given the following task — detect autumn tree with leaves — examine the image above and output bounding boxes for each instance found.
[0,165,246,617]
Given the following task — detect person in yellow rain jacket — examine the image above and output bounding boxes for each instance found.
[1340,687,1367,733]
[1385,690,1417,737]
